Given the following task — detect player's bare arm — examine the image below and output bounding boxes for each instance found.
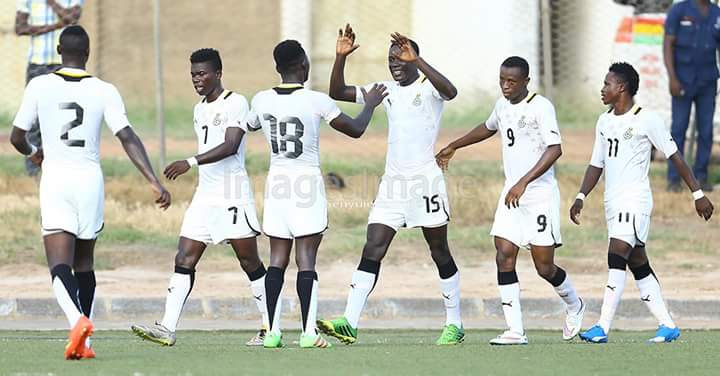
[667,152,714,220]
[14,11,62,36]
[116,127,171,210]
[503,144,562,209]
[390,32,457,100]
[329,83,388,138]
[9,126,44,167]
[569,165,603,225]
[47,0,82,25]
[329,24,360,102]
[435,123,497,171]
[164,127,245,180]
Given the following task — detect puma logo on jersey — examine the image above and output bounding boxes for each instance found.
[606,285,616,291]
[501,301,513,307]
[254,294,263,301]
[442,293,451,300]
[350,283,356,289]
[623,127,634,140]
[641,295,651,302]
[559,293,569,298]
[168,287,175,293]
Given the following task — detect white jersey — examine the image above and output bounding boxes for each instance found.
[247,84,341,170]
[12,67,130,171]
[485,93,562,204]
[192,90,251,199]
[590,105,678,215]
[356,77,446,177]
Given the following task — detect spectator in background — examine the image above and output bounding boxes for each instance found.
[663,0,719,192]
[614,0,675,15]
[15,0,83,176]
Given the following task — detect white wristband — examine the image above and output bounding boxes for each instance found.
[186,157,198,167]
[576,192,586,201]
[692,190,705,200]
[27,144,38,157]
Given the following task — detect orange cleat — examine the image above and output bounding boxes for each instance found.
[64,316,94,360]
[79,345,96,359]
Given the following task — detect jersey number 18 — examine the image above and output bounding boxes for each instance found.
[263,114,304,158]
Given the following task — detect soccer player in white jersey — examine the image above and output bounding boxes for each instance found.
[573,63,714,344]
[246,40,386,349]
[9,26,171,360]
[436,56,585,345]
[317,25,465,346]
[131,49,269,347]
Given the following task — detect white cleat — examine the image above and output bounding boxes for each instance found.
[563,297,585,340]
[489,330,528,345]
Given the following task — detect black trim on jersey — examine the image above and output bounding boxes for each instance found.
[247,122,262,131]
[526,93,537,103]
[42,227,76,236]
[633,106,642,115]
[94,222,105,235]
[201,97,207,103]
[421,76,428,83]
[441,200,450,222]
[607,107,613,113]
[53,72,92,81]
[244,212,261,236]
[294,225,329,239]
[272,86,304,95]
[632,214,646,247]
[223,91,234,100]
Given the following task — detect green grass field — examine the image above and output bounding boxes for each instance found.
[1,330,718,375]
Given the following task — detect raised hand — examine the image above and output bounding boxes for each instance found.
[164,160,191,181]
[337,23,359,57]
[390,32,418,62]
[435,146,456,171]
[361,83,388,107]
[570,199,584,225]
[695,196,714,221]
[151,181,171,210]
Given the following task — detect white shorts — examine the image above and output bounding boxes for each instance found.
[606,211,651,248]
[490,189,562,249]
[262,167,328,239]
[40,166,104,239]
[368,167,450,231]
[180,195,261,245]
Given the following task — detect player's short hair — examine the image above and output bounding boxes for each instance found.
[273,40,306,72]
[59,25,90,56]
[190,48,222,71]
[390,39,420,55]
[609,62,639,97]
[501,56,529,78]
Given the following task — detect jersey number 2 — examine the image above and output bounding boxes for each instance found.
[59,102,85,147]
[264,114,304,158]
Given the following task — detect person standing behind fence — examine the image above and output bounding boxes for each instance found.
[15,0,84,176]
[663,0,719,192]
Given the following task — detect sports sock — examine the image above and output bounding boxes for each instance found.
[343,258,380,328]
[497,270,523,335]
[296,271,319,336]
[598,253,627,333]
[75,270,96,347]
[160,266,195,332]
[438,258,462,327]
[50,264,82,327]
[547,267,582,313]
[247,264,269,330]
[631,262,675,329]
[265,266,285,335]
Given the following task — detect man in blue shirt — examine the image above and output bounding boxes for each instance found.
[663,0,719,192]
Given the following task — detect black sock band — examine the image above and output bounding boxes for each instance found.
[630,262,654,280]
[608,253,628,271]
[74,270,96,317]
[497,270,519,285]
[265,266,286,330]
[296,271,318,331]
[247,264,267,282]
[175,265,196,290]
[438,257,458,279]
[547,266,567,287]
[358,258,380,274]
[50,264,80,311]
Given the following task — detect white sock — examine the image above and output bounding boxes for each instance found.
[250,276,269,330]
[440,272,462,327]
[636,275,675,328]
[554,274,582,313]
[598,269,626,333]
[52,276,82,327]
[269,293,283,335]
[498,283,523,334]
[304,279,319,336]
[161,272,192,332]
[343,270,376,328]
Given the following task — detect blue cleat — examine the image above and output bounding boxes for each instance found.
[579,324,608,343]
[648,325,680,343]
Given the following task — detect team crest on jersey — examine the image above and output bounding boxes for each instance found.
[412,93,422,106]
[623,127,634,140]
[518,116,539,129]
[213,113,226,126]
